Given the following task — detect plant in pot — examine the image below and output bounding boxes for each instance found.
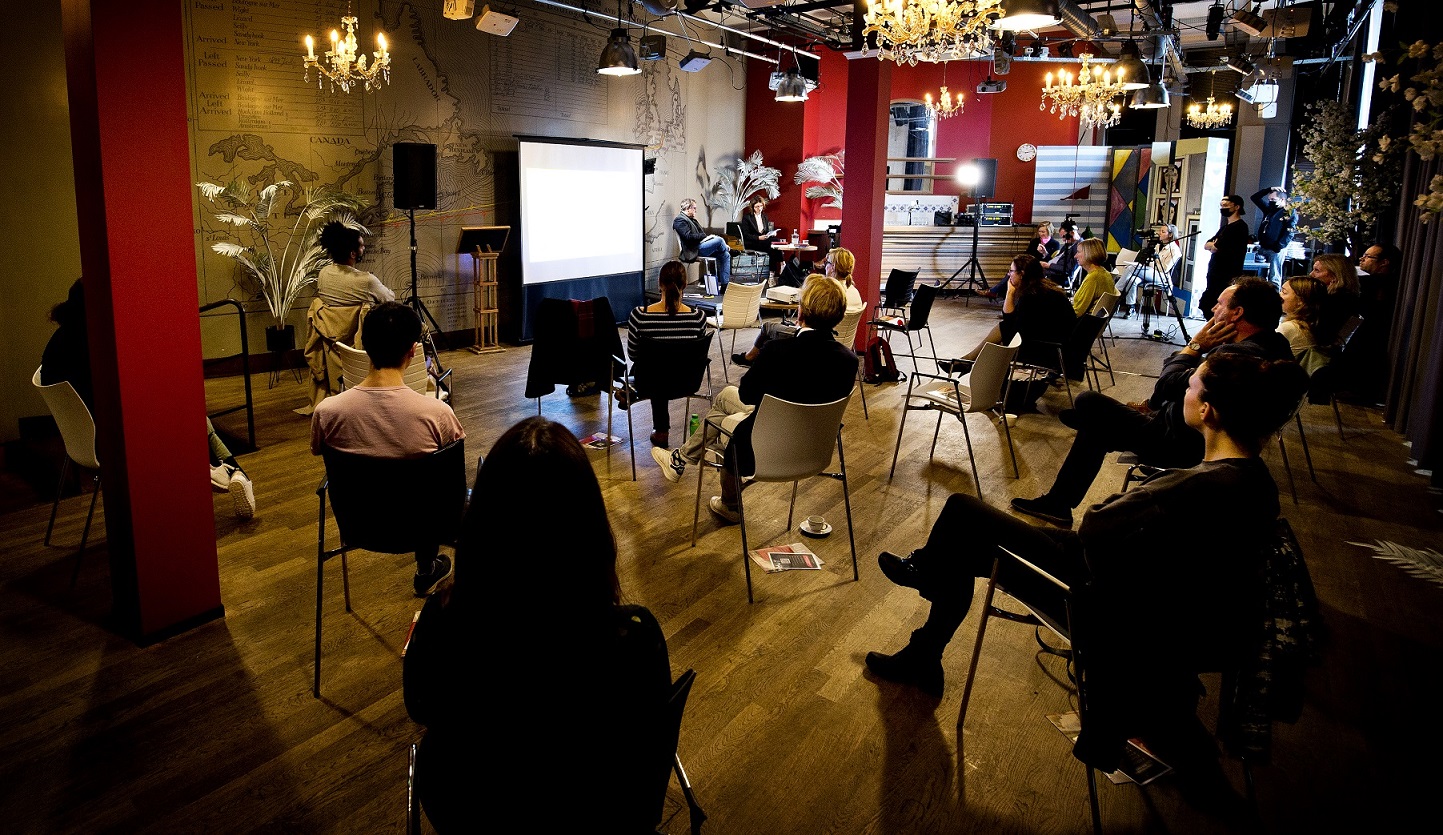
[196,179,370,352]
[795,151,844,232]
[707,150,782,221]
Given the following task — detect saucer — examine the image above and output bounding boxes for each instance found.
[800,521,832,538]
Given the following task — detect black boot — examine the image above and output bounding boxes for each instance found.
[865,645,944,697]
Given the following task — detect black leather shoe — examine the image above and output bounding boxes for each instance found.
[865,649,944,697]
[1010,496,1073,527]
[878,551,926,591]
[731,352,752,367]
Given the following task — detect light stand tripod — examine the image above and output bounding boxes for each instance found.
[405,207,452,398]
[939,198,989,300]
[1134,233,1195,344]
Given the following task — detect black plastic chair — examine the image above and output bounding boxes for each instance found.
[870,280,939,377]
[1030,313,1110,408]
[615,330,715,480]
[314,440,467,697]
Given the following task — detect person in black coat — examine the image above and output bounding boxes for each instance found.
[673,197,731,289]
[1201,194,1250,311]
[651,276,859,521]
[740,196,783,275]
[1251,187,1296,287]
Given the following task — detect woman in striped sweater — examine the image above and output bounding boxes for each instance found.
[627,260,710,448]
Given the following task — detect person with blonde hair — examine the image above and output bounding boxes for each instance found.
[1310,253,1362,348]
[1070,237,1117,316]
[732,246,862,367]
[653,276,858,523]
[1278,275,1326,357]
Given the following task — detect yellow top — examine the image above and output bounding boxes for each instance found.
[1072,266,1118,316]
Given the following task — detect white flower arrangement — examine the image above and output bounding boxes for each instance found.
[1366,34,1443,221]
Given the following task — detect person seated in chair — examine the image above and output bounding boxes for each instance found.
[1010,277,1293,528]
[1308,253,1362,352]
[674,197,731,291]
[305,222,396,410]
[311,302,464,597]
[1040,220,1080,287]
[404,417,674,833]
[979,222,1060,300]
[866,352,1307,803]
[651,276,859,524]
[625,260,710,448]
[936,254,1075,377]
[1117,224,1182,318]
[732,247,864,367]
[740,195,784,276]
[1069,238,1117,317]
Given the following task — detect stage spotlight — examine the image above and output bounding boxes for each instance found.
[954,163,980,188]
[1206,2,1224,41]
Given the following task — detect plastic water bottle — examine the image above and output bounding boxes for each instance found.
[689,413,700,438]
[791,230,800,247]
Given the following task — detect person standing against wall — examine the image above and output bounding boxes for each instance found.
[1251,187,1296,287]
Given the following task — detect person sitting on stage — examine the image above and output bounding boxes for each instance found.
[1309,253,1362,350]
[624,260,710,449]
[311,302,464,597]
[1118,224,1182,319]
[740,195,784,276]
[305,221,396,410]
[1069,237,1117,316]
[1278,275,1326,359]
[1010,277,1292,528]
[865,351,1307,801]
[404,417,674,833]
[937,254,1075,376]
[652,276,858,524]
[673,197,732,291]
[731,247,863,367]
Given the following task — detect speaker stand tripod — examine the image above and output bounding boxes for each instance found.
[405,208,452,399]
[938,207,989,305]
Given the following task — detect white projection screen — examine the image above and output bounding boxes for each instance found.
[518,139,644,284]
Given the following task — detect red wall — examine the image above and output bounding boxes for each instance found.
[745,60,807,237]
[749,57,1082,226]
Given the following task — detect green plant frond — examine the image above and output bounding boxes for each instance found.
[1350,539,1443,588]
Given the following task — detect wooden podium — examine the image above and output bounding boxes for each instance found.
[457,226,510,354]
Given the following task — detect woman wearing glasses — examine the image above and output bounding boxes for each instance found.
[731,246,863,366]
[937,253,1075,377]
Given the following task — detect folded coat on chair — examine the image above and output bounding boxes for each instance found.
[524,296,624,399]
[305,298,371,410]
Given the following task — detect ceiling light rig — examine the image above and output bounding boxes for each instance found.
[1186,96,1234,129]
[1040,54,1127,130]
[302,2,391,94]
[861,0,1003,66]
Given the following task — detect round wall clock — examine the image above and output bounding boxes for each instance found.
[1016,143,1038,162]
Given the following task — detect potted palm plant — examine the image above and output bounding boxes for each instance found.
[196,179,370,351]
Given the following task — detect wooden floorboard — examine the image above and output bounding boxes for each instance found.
[2,296,1441,833]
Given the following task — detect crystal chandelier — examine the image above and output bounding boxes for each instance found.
[302,3,391,94]
[1186,96,1234,129]
[925,85,964,118]
[862,0,1004,66]
[1039,54,1127,129]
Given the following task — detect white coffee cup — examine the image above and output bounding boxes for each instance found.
[805,515,826,532]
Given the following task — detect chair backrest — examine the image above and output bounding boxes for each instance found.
[907,283,938,330]
[882,268,920,309]
[1064,313,1109,380]
[965,333,1022,414]
[834,304,867,349]
[525,296,624,399]
[749,394,851,482]
[336,341,431,396]
[632,330,713,401]
[32,366,100,470]
[320,439,467,554]
[807,230,831,263]
[1091,291,1121,319]
[718,281,764,329]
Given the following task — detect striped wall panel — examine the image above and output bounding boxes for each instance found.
[1031,145,1111,242]
[880,226,1035,289]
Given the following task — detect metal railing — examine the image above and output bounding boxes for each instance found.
[199,299,255,450]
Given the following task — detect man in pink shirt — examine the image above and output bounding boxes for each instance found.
[312,302,465,596]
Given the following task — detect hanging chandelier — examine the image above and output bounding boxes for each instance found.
[1039,54,1127,129]
[302,3,391,94]
[1186,96,1234,129]
[862,0,1004,66]
[925,85,964,118]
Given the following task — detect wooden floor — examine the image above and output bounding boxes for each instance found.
[3,297,1441,834]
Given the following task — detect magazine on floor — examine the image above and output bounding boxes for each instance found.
[749,543,825,573]
[581,433,622,449]
[1046,711,1174,786]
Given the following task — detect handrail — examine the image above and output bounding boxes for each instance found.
[199,299,255,450]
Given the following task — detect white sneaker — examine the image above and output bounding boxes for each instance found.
[228,468,255,519]
[651,447,687,483]
[709,496,740,524]
[210,465,232,493]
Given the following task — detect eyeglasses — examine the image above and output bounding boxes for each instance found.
[1360,254,1379,261]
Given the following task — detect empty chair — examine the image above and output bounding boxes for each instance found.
[334,340,448,399]
[32,367,103,586]
[870,281,939,377]
[834,302,870,418]
[709,281,764,384]
[690,394,858,604]
[615,330,715,480]
[890,334,1022,495]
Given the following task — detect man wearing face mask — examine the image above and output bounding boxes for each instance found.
[1251,187,1296,287]
[1200,195,1249,312]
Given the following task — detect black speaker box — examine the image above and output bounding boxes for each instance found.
[393,143,438,210]
[970,158,998,198]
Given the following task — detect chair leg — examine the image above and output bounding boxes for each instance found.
[735,448,755,605]
[837,433,858,582]
[960,413,982,496]
[674,754,708,835]
[70,475,101,587]
[691,423,712,547]
[925,328,940,373]
[929,411,944,459]
[46,457,70,546]
[998,409,1019,478]
[1276,435,1299,506]
[889,404,911,480]
[407,743,421,835]
[1057,346,1074,407]
[341,552,353,611]
[855,363,868,420]
[786,482,798,531]
[1086,765,1103,835]
[315,497,327,698]
[957,561,1001,729]
[1332,397,1346,440]
[1294,413,1316,482]
[626,397,637,482]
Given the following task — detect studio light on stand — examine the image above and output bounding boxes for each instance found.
[1205,1,1224,41]
[597,2,640,76]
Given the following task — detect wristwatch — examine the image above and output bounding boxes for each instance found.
[1187,340,1204,353]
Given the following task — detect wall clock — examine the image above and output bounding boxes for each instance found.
[1016,143,1037,162]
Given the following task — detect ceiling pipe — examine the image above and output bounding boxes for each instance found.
[529,0,780,64]
[1127,0,1188,83]
[677,7,822,60]
[1056,1,1101,38]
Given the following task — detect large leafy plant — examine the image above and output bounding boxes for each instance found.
[796,151,844,211]
[708,150,781,220]
[196,180,369,327]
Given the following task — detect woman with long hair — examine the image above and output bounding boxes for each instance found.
[732,246,863,367]
[1309,253,1362,348]
[1278,275,1326,357]
[626,260,709,447]
[938,254,1076,376]
[404,417,673,833]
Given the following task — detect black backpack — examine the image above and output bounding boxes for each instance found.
[863,336,903,384]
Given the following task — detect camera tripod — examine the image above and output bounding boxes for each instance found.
[404,207,452,399]
[1130,237,1192,345]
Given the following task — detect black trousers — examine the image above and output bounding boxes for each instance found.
[1045,391,1202,508]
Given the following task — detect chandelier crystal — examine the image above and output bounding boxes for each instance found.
[862,0,1004,66]
[1039,54,1127,129]
[925,85,965,118]
[1186,96,1234,129]
[303,4,391,94]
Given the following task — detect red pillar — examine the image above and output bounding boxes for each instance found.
[840,56,891,346]
[62,0,222,641]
